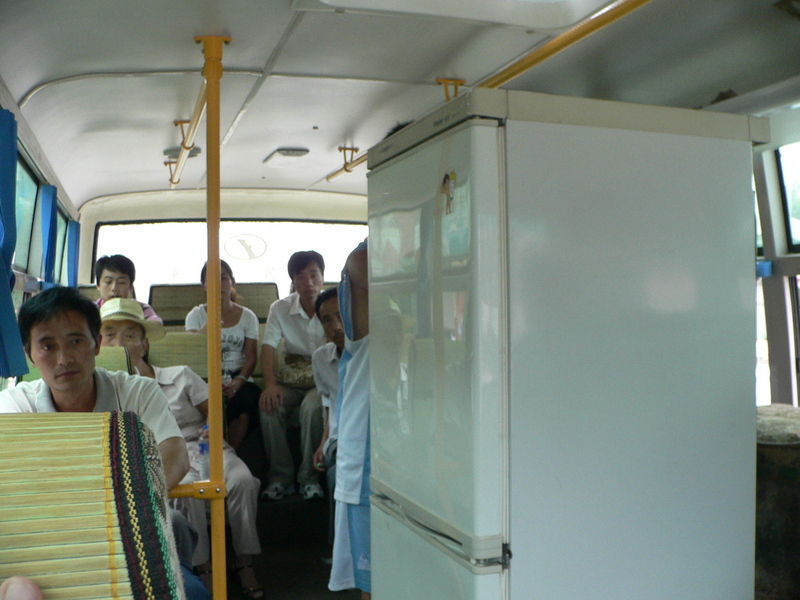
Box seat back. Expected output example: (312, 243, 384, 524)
(148, 332, 209, 378)
(148, 284, 207, 329)
(149, 282, 280, 330)
(78, 285, 101, 301)
(234, 282, 279, 323)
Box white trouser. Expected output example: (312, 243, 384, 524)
(329, 498, 355, 591)
(172, 440, 261, 565)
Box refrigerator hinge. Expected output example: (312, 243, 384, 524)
(476, 544, 512, 570)
(501, 543, 512, 568)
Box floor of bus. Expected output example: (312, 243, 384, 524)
(222, 427, 361, 600)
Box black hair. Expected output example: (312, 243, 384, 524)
(288, 251, 324, 280)
(19, 286, 101, 353)
(200, 259, 234, 284)
(94, 254, 136, 283)
(314, 285, 338, 317)
(384, 121, 412, 140)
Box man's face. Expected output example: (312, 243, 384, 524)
(292, 262, 323, 302)
(318, 296, 344, 351)
(27, 311, 100, 401)
(100, 319, 148, 363)
(97, 269, 132, 301)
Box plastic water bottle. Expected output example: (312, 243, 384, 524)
(222, 370, 232, 386)
(198, 424, 210, 480)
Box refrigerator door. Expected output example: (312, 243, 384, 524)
(504, 119, 756, 598)
(372, 496, 505, 600)
(368, 118, 507, 550)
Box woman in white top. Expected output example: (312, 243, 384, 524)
(185, 260, 261, 450)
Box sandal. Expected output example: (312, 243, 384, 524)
(236, 565, 264, 600)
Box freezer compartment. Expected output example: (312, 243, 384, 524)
(372, 496, 505, 600)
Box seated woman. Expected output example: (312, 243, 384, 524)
(185, 260, 261, 450)
(99, 297, 264, 599)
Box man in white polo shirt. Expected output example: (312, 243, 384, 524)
(259, 250, 328, 500)
(0, 286, 188, 489)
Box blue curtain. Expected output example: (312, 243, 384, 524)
(66, 220, 80, 287)
(0, 110, 28, 376)
(40, 184, 57, 284)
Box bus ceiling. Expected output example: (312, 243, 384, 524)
(0, 0, 799, 217)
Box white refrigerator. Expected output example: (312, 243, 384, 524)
(366, 89, 766, 600)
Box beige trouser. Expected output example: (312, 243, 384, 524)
(172, 441, 261, 565)
(259, 385, 323, 488)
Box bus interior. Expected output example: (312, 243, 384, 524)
(2, 0, 800, 598)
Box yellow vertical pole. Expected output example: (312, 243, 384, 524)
(196, 34, 231, 600)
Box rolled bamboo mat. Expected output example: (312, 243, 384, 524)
(0, 412, 185, 600)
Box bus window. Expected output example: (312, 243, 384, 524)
(756, 197, 763, 254)
(13, 160, 37, 272)
(756, 278, 770, 406)
(95, 220, 368, 301)
(54, 210, 68, 285)
(778, 141, 800, 248)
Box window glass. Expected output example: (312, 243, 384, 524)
(779, 142, 800, 246)
(756, 201, 762, 252)
(95, 220, 369, 301)
(12, 161, 37, 271)
(54, 211, 68, 284)
(756, 279, 770, 406)
(26, 188, 45, 280)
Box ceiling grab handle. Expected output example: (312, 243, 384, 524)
(436, 78, 466, 101)
(167, 80, 208, 187)
(326, 146, 367, 181)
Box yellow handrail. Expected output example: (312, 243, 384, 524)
(478, 0, 655, 89)
(198, 34, 230, 600)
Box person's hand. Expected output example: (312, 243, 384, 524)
(0, 577, 43, 600)
(259, 383, 284, 414)
(313, 445, 326, 472)
(223, 376, 244, 399)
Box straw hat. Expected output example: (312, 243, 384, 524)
(99, 298, 165, 342)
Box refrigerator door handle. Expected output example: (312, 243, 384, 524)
(371, 494, 504, 575)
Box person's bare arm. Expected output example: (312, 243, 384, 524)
(158, 436, 190, 490)
(313, 407, 330, 471)
(347, 246, 369, 340)
(224, 337, 257, 398)
(259, 344, 284, 413)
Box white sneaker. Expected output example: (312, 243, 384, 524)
(301, 483, 324, 500)
(261, 482, 295, 501)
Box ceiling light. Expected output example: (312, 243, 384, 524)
(263, 147, 309, 168)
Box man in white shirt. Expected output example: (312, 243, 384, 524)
(259, 250, 328, 500)
(0, 286, 188, 489)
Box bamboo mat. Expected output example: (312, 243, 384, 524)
(0, 412, 185, 600)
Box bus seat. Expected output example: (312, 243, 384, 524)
(20, 345, 132, 382)
(78, 284, 101, 301)
(149, 282, 280, 328)
(148, 332, 208, 378)
(149, 331, 270, 389)
(234, 282, 279, 322)
(148, 284, 207, 328)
